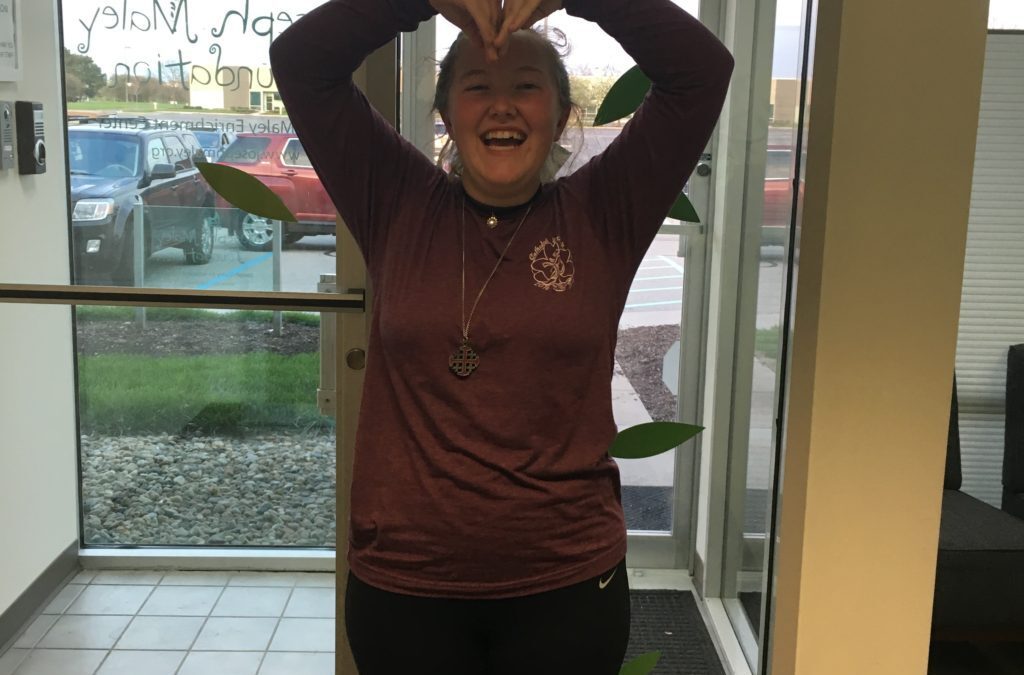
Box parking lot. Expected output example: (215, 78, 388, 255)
(627, 234, 685, 315)
(141, 227, 693, 308)
(143, 228, 337, 294)
(142, 228, 784, 325)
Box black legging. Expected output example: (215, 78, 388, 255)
(345, 558, 630, 675)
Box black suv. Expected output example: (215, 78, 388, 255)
(68, 122, 217, 285)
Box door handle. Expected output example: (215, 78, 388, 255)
(345, 349, 366, 370)
(282, 170, 297, 176)
(170, 186, 178, 191)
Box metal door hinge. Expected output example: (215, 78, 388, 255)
(318, 274, 337, 417)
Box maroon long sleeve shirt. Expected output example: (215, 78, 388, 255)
(271, 0, 733, 599)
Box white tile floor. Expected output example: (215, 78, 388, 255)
(0, 570, 336, 675)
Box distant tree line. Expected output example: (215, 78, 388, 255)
(97, 75, 187, 105)
(569, 75, 617, 117)
(63, 49, 106, 102)
(63, 50, 186, 104)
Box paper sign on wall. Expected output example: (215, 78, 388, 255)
(0, 0, 20, 82)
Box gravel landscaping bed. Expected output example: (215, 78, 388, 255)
(77, 318, 675, 546)
(76, 317, 319, 358)
(82, 431, 336, 547)
(615, 324, 681, 423)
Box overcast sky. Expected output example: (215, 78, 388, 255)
(62, 0, 1024, 83)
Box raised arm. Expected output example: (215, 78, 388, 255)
(560, 0, 734, 266)
(269, 0, 440, 259)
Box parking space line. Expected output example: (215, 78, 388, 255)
(195, 253, 273, 290)
(627, 286, 685, 294)
(625, 299, 683, 309)
(633, 274, 684, 282)
(658, 255, 686, 274)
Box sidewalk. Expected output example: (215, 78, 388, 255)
(613, 319, 778, 492)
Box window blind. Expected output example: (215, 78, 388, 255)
(956, 32, 1024, 506)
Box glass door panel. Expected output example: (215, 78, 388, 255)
(76, 306, 335, 548)
(719, 0, 808, 667)
(616, 229, 696, 539)
(60, 0, 336, 292)
(42, 0, 367, 554)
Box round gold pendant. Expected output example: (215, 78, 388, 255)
(486, 215, 498, 228)
(450, 341, 480, 377)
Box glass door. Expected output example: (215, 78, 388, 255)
(4, 5, 392, 669)
(60, 0, 349, 550)
(401, 0, 713, 570)
(716, 0, 810, 669)
(0, 0, 383, 557)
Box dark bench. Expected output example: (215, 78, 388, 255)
(933, 371, 1024, 639)
(1003, 344, 1024, 520)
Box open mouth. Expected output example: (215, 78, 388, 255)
(481, 130, 527, 148)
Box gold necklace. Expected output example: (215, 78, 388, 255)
(449, 199, 533, 378)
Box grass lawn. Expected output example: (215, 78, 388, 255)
(76, 308, 326, 435)
(755, 325, 781, 359)
(78, 352, 328, 435)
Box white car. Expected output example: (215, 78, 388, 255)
(192, 128, 239, 163)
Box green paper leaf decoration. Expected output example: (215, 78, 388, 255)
(619, 651, 662, 675)
(196, 161, 297, 223)
(594, 66, 652, 127)
(609, 421, 703, 460)
(669, 192, 700, 223)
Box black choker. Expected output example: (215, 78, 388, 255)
(463, 187, 540, 230)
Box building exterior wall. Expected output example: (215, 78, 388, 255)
(771, 78, 800, 125)
(190, 66, 279, 112)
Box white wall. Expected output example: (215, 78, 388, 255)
(0, 0, 78, 614)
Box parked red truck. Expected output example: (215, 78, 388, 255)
(217, 133, 794, 251)
(215, 133, 336, 251)
(760, 146, 795, 247)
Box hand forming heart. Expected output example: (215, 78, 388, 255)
(495, 0, 563, 50)
(429, 0, 563, 60)
(429, 0, 502, 60)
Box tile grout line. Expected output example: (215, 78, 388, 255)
(91, 572, 164, 675)
(258, 580, 298, 673)
(11, 574, 98, 673)
(6, 569, 86, 654)
(2, 572, 337, 675)
(16, 575, 161, 675)
(170, 577, 231, 675)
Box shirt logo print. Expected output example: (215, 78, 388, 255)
(529, 237, 575, 292)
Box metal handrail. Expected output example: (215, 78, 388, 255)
(0, 284, 365, 313)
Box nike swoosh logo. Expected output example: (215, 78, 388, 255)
(598, 569, 617, 590)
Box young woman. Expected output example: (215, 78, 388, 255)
(271, 0, 732, 672)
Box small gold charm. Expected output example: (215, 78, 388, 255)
(486, 215, 498, 228)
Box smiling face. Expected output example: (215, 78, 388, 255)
(441, 31, 571, 207)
